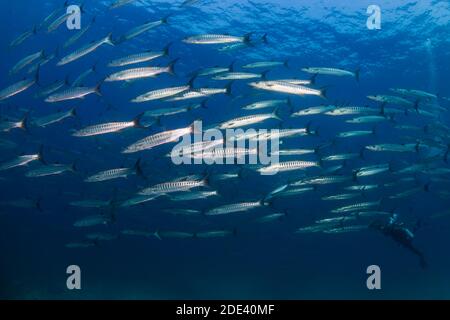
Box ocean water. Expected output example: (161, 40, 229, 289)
(0, 0, 450, 300)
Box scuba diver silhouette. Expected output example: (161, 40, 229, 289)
(370, 214, 427, 269)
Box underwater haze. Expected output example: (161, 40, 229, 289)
(1, 0, 450, 299)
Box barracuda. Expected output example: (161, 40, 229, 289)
(57, 34, 114, 66)
(183, 33, 252, 44)
(331, 200, 381, 213)
(108, 44, 171, 67)
(122, 123, 196, 153)
(73, 114, 145, 137)
(219, 111, 281, 129)
(249, 80, 327, 98)
(105, 59, 177, 82)
(139, 178, 207, 195)
(258, 161, 320, 174)
(205, 201, 263, 216)
(302, 67, 360, 81)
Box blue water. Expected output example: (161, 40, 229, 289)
(1, 0, 450, 299)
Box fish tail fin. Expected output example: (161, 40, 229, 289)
(286, 97, 294, 114)
(36, 197, 44, 212)
(133, 112, 146, 128)
(229, 59, 237, 72)
(243, 32, 254, 44)
(187, 73, 197, 89)
(105, 32, 115, 46)
(94, 80, 104, 96)
(261, 70, 270, 80)
(359, 147, 366, 160)
(18, 114, 28, 132)
(225, 81, 234, 96)
(200, 99, 208, 109)
(414, 141, 421, 153)
(202, 174, 210, 188)
(414, 99, 420, 112)
(154, 230, 162, 240)
(305, 121, 314, 135)
(92, 60, 100, 74)
(261, 33, 268, 44)
(352, 170, 359, 182)
(272, 107, 282, 122)
(371, 124, 378, 136)
(237, 167, 245, 180)
(261, 198, 273, 208)
(70, 107, 77, 117)
(309, 73, 317, 85)
(134, 158, 146, 179)
(64, 74, 71, 86)
(284, 59, 289, 68)
(232, 227, 238, 236)
(35, 65, 41, 86)
(38, 145, 46, 165)
(319, 87, 328, 100)
(167, 58, 179, 76)
(70, 159, 78, 173)
(163, 42, 173, 57)
(162, 14, 171, 24)
(354, 68, 361, 82)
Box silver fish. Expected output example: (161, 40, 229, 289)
(33, 108, 76, 127)
(105, 59, 176, 82)
(25, 163, 75, 178)
(302, 67, 359, 81)
(331, 200, 381, 213)
(108, 44, 171, 67)
(132, 85, 191, 103)
(195, 230, 235, 238)
(219, 111, 281, 129)
(0, 77, 37, 101)
(0, 150, 43, 171)
(57, 34, 114, 66)
(110, 0, 136, 9)
(243, 99, 287, 110)
(85, 159, 142, 182)
(63, 17, 96, 49)
(242, 61, 287, 69)
(69, 200, 111, 208)
(122, 123, 195, 153)
(169, 191, 218, 201)
(10, 50, 44, 75)
(73, 215, 111, 227)
(258, 161, 319, 174)
(45, 84, 101, 102)
(183, 33, 252, 45)
(117, 17, 169, 43)
(0, 118, 26, 132)
(73, 114, 144, 137)
(205, 201, 263, 216)
(139, 177, 207, 195)
(249, 80, 327, 98)
(10, 26, 37, 47)
(34, 79, 67, 99)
